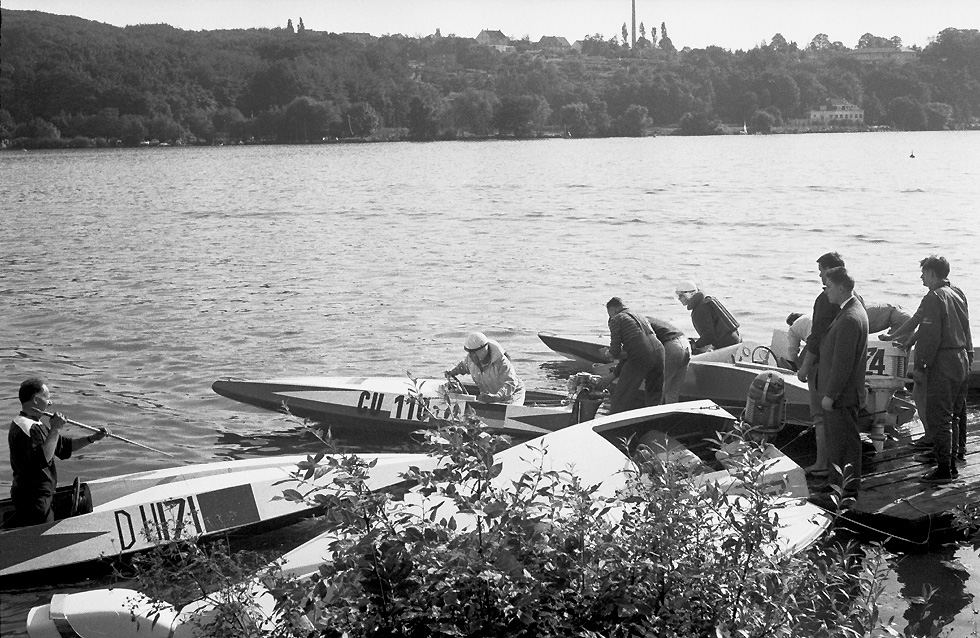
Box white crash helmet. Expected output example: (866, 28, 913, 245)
(463, 332, 490, 351)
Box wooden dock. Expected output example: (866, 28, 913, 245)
(804, 406, 979, 552)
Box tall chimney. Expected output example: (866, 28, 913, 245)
(631, 0, 636, 47)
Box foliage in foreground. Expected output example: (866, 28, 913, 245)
(128, 382, 928, 637)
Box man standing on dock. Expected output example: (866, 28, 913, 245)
(797, 251, 852, 476)
(812, 267, 869, 507)
(913, 255, 972, 485)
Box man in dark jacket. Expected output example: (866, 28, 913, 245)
(601, 297, 665, 413)
(813, 267, 868, 506)
(913, 255, 972, 484)
(8, 378, 109, 526)
(674, 282, 741, 354)
(797, 251, 848, 476)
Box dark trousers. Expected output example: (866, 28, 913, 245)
(611, 358, 664, 413)
(926, 350, 969, 466)
(10, 488, 54, 527)
(825, 404, 862, 496)
(954, 376, 968, 458)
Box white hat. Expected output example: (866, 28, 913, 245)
(674, 281, 699, 294)
(463, 332, 490, 351)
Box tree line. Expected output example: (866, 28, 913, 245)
(2, 9, 979, 148)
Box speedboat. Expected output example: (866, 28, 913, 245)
(538, 332, 812, 424)
(0, 453, 435, 582)
(25, 400, 831, 637)
(212, 376, 587, 439)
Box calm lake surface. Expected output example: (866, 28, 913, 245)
(1, 133, 978, 635)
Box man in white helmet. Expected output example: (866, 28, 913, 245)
(675, 282, 742, 354)
(446, 332, 526, 405)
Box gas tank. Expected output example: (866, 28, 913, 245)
(744, 371, 786, 437)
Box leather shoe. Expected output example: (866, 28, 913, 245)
(910, 437, 933, 449)
(920, 467, 954, 485)
(913, 452, 936, 464)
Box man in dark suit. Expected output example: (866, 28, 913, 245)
(812, 267, 869, 508)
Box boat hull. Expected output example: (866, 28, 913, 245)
(212, 376, 579, 439)
(0, 453, 433, 581)
(537, 332, 612, 365)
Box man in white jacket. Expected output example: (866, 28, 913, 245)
(446, 332, 526, 405)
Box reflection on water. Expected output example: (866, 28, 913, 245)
(882, 545, 979, 636)
(214, 420, 425, 457)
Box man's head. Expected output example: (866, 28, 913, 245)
(674, 281, 698, 306)
(19, 377, 52, 413)
(823, 267, 854, 305)
(786, 312, 803, 326)
(816, 252, 845, 283)
(919, 255, 950, 289)
(463, 332, 490, 364)
(606, 296, 625, 317)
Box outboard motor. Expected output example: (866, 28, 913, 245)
(567, 372, 606, 425)
(743, 371, 786, 439)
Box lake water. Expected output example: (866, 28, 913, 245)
(1, 133, 978, 635)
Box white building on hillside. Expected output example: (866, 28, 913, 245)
(809, 99, 864, 126)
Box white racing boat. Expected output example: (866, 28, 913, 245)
(212, 376, 587, 439)
(0, 453, 436, 582)
(26, 400, 831, 637)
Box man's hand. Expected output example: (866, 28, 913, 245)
(49, 412, 67, 431)
(797, 368, 808, 383)
(91, 427, 110, 442)
(821, 396, 834, 411)
(476, 393, 495, 403)
(596, 372, 616, 391)
(912, 368, 927, 386)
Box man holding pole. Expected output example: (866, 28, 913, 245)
(8, 377, 110, 526)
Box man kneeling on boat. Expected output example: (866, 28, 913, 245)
(445, 332, 526, 405)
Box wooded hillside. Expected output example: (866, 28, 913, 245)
(2, 9, 978, 146)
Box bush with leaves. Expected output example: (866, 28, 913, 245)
(263, 384, 899, 638)
(127, 378, 916, 637)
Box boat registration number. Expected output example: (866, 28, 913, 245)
(356, 391, 435, 421)
(113, 484, 261, 551)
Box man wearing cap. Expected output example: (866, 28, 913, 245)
(674, 282, 741, 355)
(601, 297, 665, 412)
(446, 332, 526, 405)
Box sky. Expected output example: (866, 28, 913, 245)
(4, 0, 978, 50)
